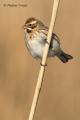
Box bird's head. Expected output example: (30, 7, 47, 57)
(23, 17, 45, 34)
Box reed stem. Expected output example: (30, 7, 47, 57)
(28, 0, 60, 120)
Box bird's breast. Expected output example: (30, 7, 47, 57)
(26, 35, 44, 58)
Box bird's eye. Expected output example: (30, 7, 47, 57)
(29, 23, 32, 27)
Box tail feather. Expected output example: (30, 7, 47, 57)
(57, 51, 73, 63)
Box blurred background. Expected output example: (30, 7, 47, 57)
(0, 0, 80, 120)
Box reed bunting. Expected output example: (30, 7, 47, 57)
(23, 17, 73, 63)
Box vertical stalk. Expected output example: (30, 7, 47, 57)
(28, 0, 60, 120)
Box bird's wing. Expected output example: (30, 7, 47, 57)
(40, 27, 60, 44)
(52, 33, 60, 44)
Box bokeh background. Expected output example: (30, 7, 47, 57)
(0, 0, 80, 120)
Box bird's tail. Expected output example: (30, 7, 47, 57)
(57, 50, 73, 63)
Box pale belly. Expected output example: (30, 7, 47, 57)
(25, 33, 60, 59)
(27, 39, 44, 59)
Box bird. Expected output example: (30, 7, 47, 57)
(23, 17, 73, 63)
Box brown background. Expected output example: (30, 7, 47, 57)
(0, 0, 80, 120)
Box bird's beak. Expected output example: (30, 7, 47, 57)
(22, 25, 26, 29)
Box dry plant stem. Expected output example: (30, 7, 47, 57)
(28, 0, 60, 120)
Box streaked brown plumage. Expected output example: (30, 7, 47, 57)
(23, 17, 73, 63)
